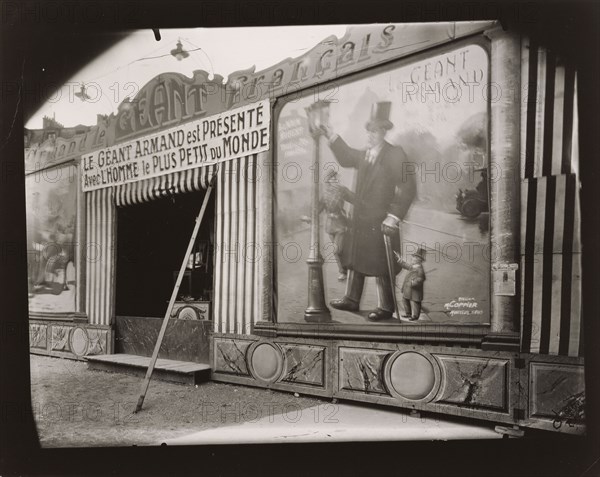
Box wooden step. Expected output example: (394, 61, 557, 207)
(86, 354, 211, 385)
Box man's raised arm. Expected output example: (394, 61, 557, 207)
(320, 125, 363, 168)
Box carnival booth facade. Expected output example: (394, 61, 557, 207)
(26, 21, 584, 434)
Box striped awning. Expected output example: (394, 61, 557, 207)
(114, 164, 217, 207)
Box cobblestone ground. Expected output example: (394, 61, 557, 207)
(30, 355, 326, 447)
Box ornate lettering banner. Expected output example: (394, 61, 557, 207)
(81, 99, 270, 192)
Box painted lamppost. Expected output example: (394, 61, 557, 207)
(304, 100, 332, 323)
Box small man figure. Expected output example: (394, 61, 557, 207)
(394, 247, 427, 321)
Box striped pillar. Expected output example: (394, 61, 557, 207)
(213, 155, 259, 334)
(85, 188, 116, 326)
(519, 37, 582, 357)
(486, 27, 522, 336)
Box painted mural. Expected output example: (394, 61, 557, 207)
(26, 164, 78, 313)
(275, 43, 491, 325)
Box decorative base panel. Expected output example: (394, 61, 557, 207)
(29, 320, 112, 360)
(211, 334, 585, 434)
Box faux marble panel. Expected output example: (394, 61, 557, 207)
(29, 324, 47, 350)
(51, 325, 71, 352)
(213, 339, 251, 376)
(529, 362, 585, 424)
(279, 344, 325, 386)
(339, 348, 390, 395)
(115, 316, 211, 363)
(86, 329, 108, 356)
(435, 355, 508, 411)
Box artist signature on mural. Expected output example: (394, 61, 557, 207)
(443, 297, 483, 316)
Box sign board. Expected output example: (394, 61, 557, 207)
(492, 263, 519, 296)
(81, 99, 270, 192)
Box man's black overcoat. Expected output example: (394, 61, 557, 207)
(329, 137, 417, 277)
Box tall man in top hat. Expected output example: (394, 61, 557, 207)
(320, 101, 417, 321)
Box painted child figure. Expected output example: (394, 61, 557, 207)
(394, 247, 427, 321)
(320, 170, 349, 281)
(300, 170, 349, 281)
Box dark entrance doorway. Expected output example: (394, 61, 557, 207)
(115, 189, 215, 363)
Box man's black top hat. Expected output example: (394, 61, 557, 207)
(366, 101, 394, 131)
(413, 247, 427, 261)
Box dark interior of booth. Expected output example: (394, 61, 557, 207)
(115, 189, 215, 318)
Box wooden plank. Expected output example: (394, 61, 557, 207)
(570, 72, 579, 177)
(548, 253, 563, 354)
(520, 36, 530, 180)
(541, 50, 556, 177)
(553, 175, 567, 252)
(530, 178, 547, 353)
(135, 182, 215, 413)
(230, 157, 240, 334)
(520, 179, 529, 256)
(539, 176, 556, 354)
(520, 255, 527, 346)
(233, 156, 248, 333)
(533, 47, 547, 178)
(214, 167, 224, 333)
(222, 161, 232, 333)
(568, 253, 582, 357)
(572, 180, 581, 254)
(524, 39, 538, 179)
(167, 364, 211, 373)
(533, 176, 547, 254)
(551, 64, 566, 176)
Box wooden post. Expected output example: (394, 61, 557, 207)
(134, 180, 215, 413)
(483, 26, 522, 349)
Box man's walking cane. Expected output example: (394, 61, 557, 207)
(383, 231, 401, 321)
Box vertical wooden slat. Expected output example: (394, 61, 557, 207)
(213, 166, 224, 333)
(520, 178, 528, 256)
(238, 157, 248, 335)
(107, 189, 115, 326)
(569, 172, 582, 356)
(533, 47, 546, 178)
(246, 156, 254, 334)
(541, 50, 556, 177)
(524, 40, 538, 179)
(548, 175, 567, 354)
(247, 155, 257, 333)
(520, 36, 530, 180)
(93, 191, 101, 323)
(530, 177, 547, 353)
(561, 65, 575, 175)
(568, 252, 582, 357)
(520, 178, 529, 351)
(551, 63, 565, 176)
(262, 150, 275, 324)
(221, 162, 231, 333)
(100, 189, 107, 325)
(85, 190, 92, 322)
(93, 190, 100, 324)
(230, 159, 240, 334)
(76, 166, 86, 313)
(558, 174, 576, 355)
(539, 175, 556, 354)
(571, 72, 579, 178)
